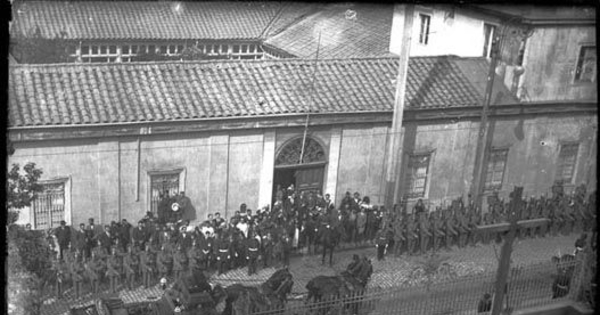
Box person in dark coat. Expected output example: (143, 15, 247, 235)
(119, 219, 132, 252)
(72, 223, 87, 256)
(96, 224, 114, 255)
(54, 220, 71, 260)
(140, 244, 156, 288)
(132, 220, 147, 250)
(246, 231, 261, 276)
(123, 245, 139, 290)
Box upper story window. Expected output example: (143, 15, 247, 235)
(419, 14, 431, 45)
(556, 143, 579, 184)
(483, 23, 498, 58)
(404, 153, 432, 198)
(575, 46, 596, 82)
(485, 148, 508, 191)
(149, 170, 183, 215)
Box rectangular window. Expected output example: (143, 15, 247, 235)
(109, 45, 117, 54)
(150, 172, 181, 215)
(404, 154, 431, 198)
(221, 44, 228, 54)
(81, 46, 90, 55)
(91, 46, 99, 55)
(419, 14, 431, 45)
(241, 44, 248, 53)
(32, 182, 65, 230)
(575, 46, 597, 82)
(160, 45, 168, 54)
(131, 45, 138, 54)
(148, 45, 156, 54)
(484, 148, 509, 191)
(122, 45, 130, 55)
(483, 23, 497, 58)
(233, 45, 240, 53)
(556, 143, 579, 183)
(177, 45, 184, 53)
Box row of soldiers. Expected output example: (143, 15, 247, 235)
(373, 182, 597, 260)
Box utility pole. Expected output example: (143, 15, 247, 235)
(469, 25, 504, 210)
(385, 4, 415, 210)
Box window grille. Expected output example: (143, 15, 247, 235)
(484, 148, 509, 191)
(32, 182, 66, 230)
(404, 154, 431, 198)
(575, 46, 597, 82)
(150, 173, 180, 215)
(556, 143, 579, 183)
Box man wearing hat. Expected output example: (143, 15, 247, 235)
(123, 245, 139, 290)
(54, 220, 71, 260)
(246, 230, 261, 276)
(215, 232, 231, 275)
(97, 224, 114, 255)
(132, 220, 148, 250)
(140, 244, 156, 288)
(375, 228, 389, 260)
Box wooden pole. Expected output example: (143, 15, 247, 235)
(384, 4, 415, 210)
(299, 31, 322, 164)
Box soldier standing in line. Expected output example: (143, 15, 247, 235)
(106, 246, 122, 293)
(405, 214, 417, 256)
(431, 210, 445, 251)
(393, 215, 405, 257)
(157, 244, 173, 281)
(173, 244, 188, 280)
(443, 210, 458, 250)
(261, 231, 273, 268)
(456, 211, 470, 248)
(187, 239, 201, 276)
(418, 212, 432, 254)
(538, 195, 549, 237)
(139, 244, 156, 288)
(246, 231, 261, 276)
(123, 245, 139, 290)
(375, 228, 389, 261)
(215, 232, 231, 275)
(199, 232, 212, 271)
(71, 252, 85, 299)
(281, 234, 292, 268)
(85, 252, 102, 294)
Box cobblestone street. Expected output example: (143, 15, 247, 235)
(42, 233, 578, 315)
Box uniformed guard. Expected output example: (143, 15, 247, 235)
(375, 229, 388, 260)
(123, 245, 139, 290)
(198, 232, 212, 271)
(392, 215, 405, 257)
(431, 210, 445, 251)
(246, 231, 261, 276)
(139, 244, 156, 288)
(71, 252, 85, 298)
(85, 252, 102, 294)
(215, 233, 231, 275)
(106, 246, 122, 293)
(261, 232, 274, 268)
(173, 244, 188, 280)
(187, 239, 202, 275)
(157, 244, 173, 281)
(405, 214, 417, 255)
(456, 211, 470, 248)
(417, 212, 432, 254)
(443, 210, 458, 250)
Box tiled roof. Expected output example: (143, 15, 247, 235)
(11, 1, 282, 40)
(264, 3, 394, 59)
(8, 56, 517, 128)
(262, 2, 322, 38)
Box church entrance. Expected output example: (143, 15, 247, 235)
(273, 137, 327, 204)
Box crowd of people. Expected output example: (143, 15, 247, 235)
(40, 180, 596, 300)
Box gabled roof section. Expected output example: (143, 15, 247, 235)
(264, 3, 394, 59)
(471, 5, 596, 25)
(8, 56, 517, 128)
(11, 1, 282, 40)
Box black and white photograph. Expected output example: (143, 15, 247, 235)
(6, 1, 597, 315)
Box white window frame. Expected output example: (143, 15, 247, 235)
(574, 45, 597, 83)
(555, 142, 580, 185)
(31, 177, 72, 229)
(484, 148, 509, 191)
(483, 23, 498, 58)
(147, 168, 186, 215)
(418, 14, 431, 45)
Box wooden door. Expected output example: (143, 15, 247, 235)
(295, 167, 324, 195)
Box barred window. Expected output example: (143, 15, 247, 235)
(556, 143, 579, 183)
(32, 182, 66, 230)
(485, 148, 508, 191)
(404, 154, 431, 198)
(419, 14, 431, 45)
(575, 46, 596, 82)
(150, 172, 181, 215)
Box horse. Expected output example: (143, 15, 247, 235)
(221, 268, 294, 315)
(306, 256, 373, 315)
(551, 254, 578, 299)
(315, 223, 345, 266)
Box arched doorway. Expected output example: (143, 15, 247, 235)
(273, 137, 327, 203)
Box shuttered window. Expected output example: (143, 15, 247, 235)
(484, 148, 508, 191)
(556, 143, 579, 184)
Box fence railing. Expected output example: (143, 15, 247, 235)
(247, 259, 584, 315)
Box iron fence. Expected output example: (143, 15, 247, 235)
(247, 259, 585, 315)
